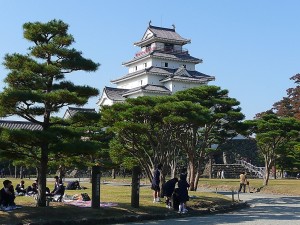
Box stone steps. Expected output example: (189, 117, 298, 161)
(212, 164, 258, 179)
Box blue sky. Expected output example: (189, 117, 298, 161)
(1, 1, 299, 120)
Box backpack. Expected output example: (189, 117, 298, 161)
(81, 193, 91, 201)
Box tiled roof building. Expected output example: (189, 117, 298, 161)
(0, 120, 42, 130)
(63, 107, 97, 119)
(97, 22, 215, 107)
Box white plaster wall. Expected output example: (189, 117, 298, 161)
(128, 59, 152, 73)
(102, 98, 114, 106)
(117, 74, 148, 89)
(182, 62, 195, 71)
(98, 92, 114, 106)
(151, 58, 195, 70)
(147, 74, 164, 85)
(164, 81, 205, 93)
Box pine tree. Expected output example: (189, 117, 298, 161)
(0, 19, 99, 206)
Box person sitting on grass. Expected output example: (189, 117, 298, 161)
(0, 180, 16, 210)
(50, 179, 65, 202)
(15, 180, 26, 196)
(162, 177, 178, 209)
(26, 182, 38, 196)
(66, 180, 81, 190)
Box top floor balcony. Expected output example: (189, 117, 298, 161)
(135, 47, 188, 58)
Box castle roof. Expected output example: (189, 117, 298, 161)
(0, 120, 42, 130)
(111, 66, 214, 84)
(122, 84, 171, 97)
(123, 50, 201, 66)
(134, 25, 191, 46)
(104, 86, 129, 101)
(63, 107, 96, 119)
(98, 85, 170, 102)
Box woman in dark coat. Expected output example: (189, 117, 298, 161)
(177, 172, 190, 213)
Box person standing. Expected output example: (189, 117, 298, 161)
(151, 164, 162, 203)
(51, 176, 60, 194)
(221, 170, 225, 179)
(0, 168, 4, 178)
(238, 171, 248, 193)
(177, 172, 190, 213)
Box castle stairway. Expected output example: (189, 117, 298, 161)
(212, 160, 264, 179)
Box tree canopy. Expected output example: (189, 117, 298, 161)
(244, 112, 300, 185)
(102, 85, 245, 190)
(0, 19, 100, 206)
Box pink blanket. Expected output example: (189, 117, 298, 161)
(64, 200, 118, 208)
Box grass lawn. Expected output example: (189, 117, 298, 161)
(1, 177, 298, 224)
(0, 178, 232, 225)
(197, 178, 300, 196)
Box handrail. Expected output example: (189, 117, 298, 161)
(135, 47, 188, 57)
(236, 159, 265, 178)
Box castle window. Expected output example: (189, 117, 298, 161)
(144, 62, 147, 68)
(183, 64, 186, 68)
(162, 62, 168, 68)
(164, 43, 174, 52)
(135, 66, 137, 71)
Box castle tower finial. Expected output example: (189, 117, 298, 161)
(148, 20, 152, 27)
(172, 24, 176, 30)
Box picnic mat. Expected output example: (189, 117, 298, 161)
(63, 200, 118, 208)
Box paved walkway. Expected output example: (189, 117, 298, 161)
(128, 192, 300, 225)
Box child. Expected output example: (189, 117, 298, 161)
(162, 177, 178, 208)
(177, 171, 190, 213)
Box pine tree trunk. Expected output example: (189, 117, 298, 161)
(188, 160, 197, 191)
(14, 166, 17, 178)
(37, 146, 48, 207)
(170, 166, 176, 179)
(263, 162, 270, 186)
(208, 155, 212, 179)
(194, 161, 203, 191)
(111, 169, 116, 179)
(20, 166, 23, 179)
